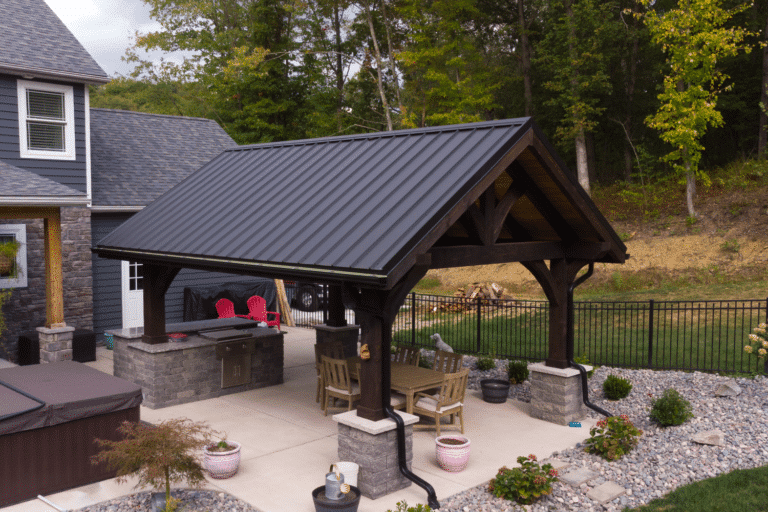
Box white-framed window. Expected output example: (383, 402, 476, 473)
(0, 224, 27, 289)
(17, 80, 76, 160)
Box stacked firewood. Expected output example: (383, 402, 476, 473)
(439, 282, 515, 312)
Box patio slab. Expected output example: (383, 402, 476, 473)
(0, 326, 597, 512)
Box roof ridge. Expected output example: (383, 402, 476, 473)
(228, 117, 532, 152)
(90, 108, 219, 124)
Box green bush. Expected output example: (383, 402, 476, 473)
(603, 374, 633, 400)
(386, 501, 431, 512)
(488, 455, 558, 504)
(649, 388, 694, 426)
(418, 356, 433, 369)
(584, 415, 642, 461)
(507, 360, 529, 384)
(573, 354, 595, 378)
(476, 356, 496, 371)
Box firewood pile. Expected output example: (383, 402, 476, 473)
(439, 282, 515, 312)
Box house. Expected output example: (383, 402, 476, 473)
(0, 0, 255, 361)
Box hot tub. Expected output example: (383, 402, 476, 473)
(0, 361, 142, 507)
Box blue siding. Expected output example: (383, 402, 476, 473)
(0, 73, 88, 192)
(92, 213, 269, 339)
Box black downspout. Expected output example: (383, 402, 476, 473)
(382, 320, 440, 509)
(0, 379, 46, 422)
(567, 263, 611, 418)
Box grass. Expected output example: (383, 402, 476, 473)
(625, 465, 768, 511)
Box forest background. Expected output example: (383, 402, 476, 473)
(89, 0, 768, 216)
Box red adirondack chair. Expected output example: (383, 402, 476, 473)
(246, 295, 280, 330)
(215, 298, 249, 319)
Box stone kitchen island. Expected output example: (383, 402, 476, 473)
(108, 318, 283, 408)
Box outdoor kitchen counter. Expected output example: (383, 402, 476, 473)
(108, 319, 284, 409)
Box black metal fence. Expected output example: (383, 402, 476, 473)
(390, 293, 768, 375)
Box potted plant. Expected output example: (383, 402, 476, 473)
(480, 379, 510, 403)
(203, 439, 242, 479)
(435, 435, 471, 472)
(92, 418, 219, 512)
(311, 464, 361, 512)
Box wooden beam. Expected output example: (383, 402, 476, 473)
(513, 168, 577, 243)
(0, 206, 59, 219)
(326, 285, 347, 327)
(428, 241, 565, 269)
(564, 241, 611, 260)
(491, 180, 526, 243)
(43, 210, 64, 327)
(141, 264, 180, 344)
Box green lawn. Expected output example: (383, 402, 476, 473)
(625, 465, 768, 511)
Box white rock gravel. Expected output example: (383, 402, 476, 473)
(75, 359, 768, 512)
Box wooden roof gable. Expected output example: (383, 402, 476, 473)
(93, 118, 627, 289)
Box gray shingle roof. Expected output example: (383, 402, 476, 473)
(0, 160, 86, 201)
(0, 0, 109, 83)
(94, 118, 627, 287)
(90, 109, 237, 207)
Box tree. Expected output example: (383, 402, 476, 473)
(639, 0, 756, 217)
(760, 12, 768, 157)
(535, 0, 616, 196)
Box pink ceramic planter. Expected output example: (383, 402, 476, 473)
(203, 441, 241, 479)
(435, 435, 471, 472)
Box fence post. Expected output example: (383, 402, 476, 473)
(411, 292, 416, 346)
(477, 296, 482, 353)
(647, 299, 654, 368)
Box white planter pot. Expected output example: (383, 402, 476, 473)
(203, 441, 241, 479)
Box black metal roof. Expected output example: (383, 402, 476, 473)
(0, 0, 109, 83)
(90, 109, 236, 208)
(94, 118, 627, 288)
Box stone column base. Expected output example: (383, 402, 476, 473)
(334, 410, 418, 499)
(37, 325, 74, 363)
(315, 324, 360, 358)
(529, 362, 592, 425)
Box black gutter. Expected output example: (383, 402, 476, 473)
(381, 321, 440, 509)
(0, 379, 46, 422)
(566, 263, 611, 418)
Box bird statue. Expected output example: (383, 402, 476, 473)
(430, 333, 454, 353)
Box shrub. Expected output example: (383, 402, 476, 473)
(573, 354, 595, 378)
(584, 415, 642, 461)
(476, 356, 496, 371)
(744, 323, 768, 360)
(507, 360, 529, 384)
(386, 501, 432, 512)
(488, 455, 558, 505)
(649, 388, 694, 426)
(418, 356, 433, 369)
(603, 374, 633, 400)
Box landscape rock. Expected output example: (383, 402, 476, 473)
(691, 429, 725, 446)
(714, 382, 741, 397)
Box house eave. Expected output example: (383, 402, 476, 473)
(89, 205, 144, 213)
(0, 64, 110, 84)
(0, 196, 90, 206)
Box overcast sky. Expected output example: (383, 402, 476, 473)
(44, 0, 174, 77)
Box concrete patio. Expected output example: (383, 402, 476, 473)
(1, 326, 596, 512)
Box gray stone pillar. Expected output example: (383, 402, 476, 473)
(529, 362, 592, 425)
(333, 410, 418, 499)
(315, 324, 360, 358)
(37, 325, 74, 363)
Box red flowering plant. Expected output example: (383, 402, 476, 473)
(488, 454, 558, 505)
(584, 414, 642, 461)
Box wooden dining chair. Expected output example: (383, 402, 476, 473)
(393, 345, 420, 366)
(412, 368, 469, 436)
(321, 355, 361, 416)
(314, 341, 345, 404)
(433, 349, 464, 373)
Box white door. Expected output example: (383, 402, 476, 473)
(121, 260, 144, 328)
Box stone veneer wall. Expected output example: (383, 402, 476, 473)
(529, 363, 589, 425)
(113, 330, 284, 409)
(0, 207, 93, 362)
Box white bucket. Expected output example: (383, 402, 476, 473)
(334, 461, 359, 488)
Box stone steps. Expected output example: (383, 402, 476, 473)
(546, 459, 627, 507)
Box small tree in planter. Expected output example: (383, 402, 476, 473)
(92, 418, 220, 512)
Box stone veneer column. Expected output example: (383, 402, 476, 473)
(315, 324, 360, 358)
(333, 410, 419, 499)
(37, 325, 74, 363)
(529, 362, 592, 425)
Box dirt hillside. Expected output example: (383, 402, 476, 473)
(426, 188, 768, 291)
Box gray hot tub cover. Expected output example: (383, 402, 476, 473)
(0, 361, 142, 435)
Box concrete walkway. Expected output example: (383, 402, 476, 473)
(1, 327, 596, 512)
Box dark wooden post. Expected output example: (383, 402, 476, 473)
(354, 289, 387, 421)
(141, 264, 180, 345)
(327, 285, 347, 327)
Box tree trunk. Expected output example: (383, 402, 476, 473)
(362, 0, 393, 130)
(575, 127, 590, 195)
(334, 1, 344, 132)
(381, 0, 403, 115)
(518, 0, 533, 116)
(759, 15, 768, 157)
(685, 157, 696, 218)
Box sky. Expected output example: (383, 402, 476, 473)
(43, 0, 173, 77)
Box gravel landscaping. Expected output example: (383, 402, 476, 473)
(75, 356, 768, 511)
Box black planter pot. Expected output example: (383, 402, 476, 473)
(480, 379, 510, 403)
(312, 485, 361, 512)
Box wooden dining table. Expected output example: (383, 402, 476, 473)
(348, 357, 445, 415)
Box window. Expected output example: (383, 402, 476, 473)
(17, 80, 75, 160)
(0, 225, 27, 289)
(127, 261, 143, 291)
